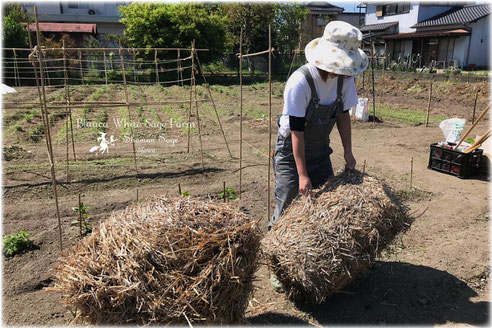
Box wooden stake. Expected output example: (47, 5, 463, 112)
(223, 181, 226, 203)
(178, 49, 183, 87)
(78, 193, 82, 237)
(154, 49, 159, 84)
(454, 103, 491, 150)
(369, 32, 376, 125)
(362, 160, 366, 174)
(192, 44, 205, 171)
(78, 50, 83, 83)
(13, 49, 20, 87)
(118, 42, 139, 178)
(425, 82, 432, 127)
(62, 40, 70, 183)
(472, 88, 479, 124)
(178, 183, 182, 195)
(34, 6, 63, 252)
(133, 48, 137, 82)
(195, 53, 233, 158)
(136, 189, 139, 203)
(103, 51, 108, 85)
(187, 42, 195, 153)
(239, 28, 244, 200)
(267, 24, 272, 223)
(410, 157, 414, 189)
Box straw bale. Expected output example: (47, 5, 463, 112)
(262, 170, 408, 304)
(50, 196, 260, 325)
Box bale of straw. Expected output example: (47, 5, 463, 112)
(262, 170, 408, 304)
(50, 196, 260, 325)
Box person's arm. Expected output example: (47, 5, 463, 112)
(291, 130, 312, 195)
(336, 111, 356, 170)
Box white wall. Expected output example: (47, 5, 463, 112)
(365, 2, 420, 33)
(466, 15, 490, 67)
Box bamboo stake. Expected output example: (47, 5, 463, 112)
(78, 193, 82, 237)
(118, 42, 139, 178)
(136, 189, 139, 203)
(78, 50, 83, 83)
(13, 49, 20, 87)
(464, 128, 491, 153)
(362, 160, 366, 174)
(223, 181, 226, 203)
(133, 48, 137, 82)
(178, 49, 184, 87)
(425, 82, 432, 127)
(62, 40, 70, 183)
(103, 51, 108, 85)
(34, 6, 63, 252)
(192, 46, 205, 172)
(369, 32, 376, 125)
(410, 157, 413, 189)
(155, 49, 159, 84)
(454, 103, 490, 150)
(178, 183, 182, 195)
(187, 41, 195, 153)
(239, 28, 243, 200)
(267, 24, 273, 223)
(472, 88, 479, 124)
(195, 53, 233, 158)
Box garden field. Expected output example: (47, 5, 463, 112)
(2, 75, 490, 325)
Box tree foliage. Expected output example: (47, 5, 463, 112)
(119, 3, 227, 63)
(2, 3, 29, 48)
(274, 3, 309, 53)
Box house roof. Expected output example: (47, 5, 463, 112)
(27, 22, 97, 34)
(412, 4, 490, 28)
(306, 1, 344, 13)
(360, 21, 398, 32)
(383, 28, 471, 40)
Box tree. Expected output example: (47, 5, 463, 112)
(2, 3, 29, 48)
(273, 3, 309, 54)
(119, 3, 227, 63)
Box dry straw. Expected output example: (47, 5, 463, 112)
(262, 170, 408, 304)
(48, 196, 261, 325)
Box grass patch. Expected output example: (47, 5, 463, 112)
(407, 84, 423, 93)
(247, 107, 267, 120)
(376, 105, 448, 125)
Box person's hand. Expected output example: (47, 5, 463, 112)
(344, 150, 356, 170)
(299, 175, 312, 195)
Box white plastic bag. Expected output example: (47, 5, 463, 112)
(439, 118, 466, 144)
(349, 98, 369, 122)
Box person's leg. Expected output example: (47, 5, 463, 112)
(269, 155, 299, 230)
(308, 154, 334, 189)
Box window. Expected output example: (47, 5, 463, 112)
(68, 2, 79, 9)
(378, 3, 410, 17)
(316, 16, 325, 26)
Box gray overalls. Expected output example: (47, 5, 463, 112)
(270, 65, 345, 228)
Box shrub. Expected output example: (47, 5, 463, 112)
(3, 231, 32, 257)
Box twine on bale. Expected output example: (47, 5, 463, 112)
(47, 196, 261, 325)
(262, 170, 409, 304)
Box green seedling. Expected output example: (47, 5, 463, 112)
(72, 202, 93, 235)
(179, 191, 190, 197)
(219, 187, 237, 201)
(3, 231, 32, 257)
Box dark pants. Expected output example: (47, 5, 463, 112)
(269, 133, 334, 229)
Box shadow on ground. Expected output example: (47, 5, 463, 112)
(247, 312, 313, 326)
(293, 261, 489, 325)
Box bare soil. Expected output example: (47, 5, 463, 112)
(2, 76, 489, 326)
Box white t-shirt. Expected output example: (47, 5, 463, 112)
(278, 63, 358, 137)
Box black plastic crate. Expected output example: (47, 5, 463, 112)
(428, 143, 483, 178)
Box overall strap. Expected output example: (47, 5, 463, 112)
(298, 65, 319, 105)
(336, 76, 344, 101)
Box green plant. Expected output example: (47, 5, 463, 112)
(179, 191, 190, 197)
(219, 187, 236, 200)
(3, 231, 32, 257)
(71, 203, 93, 235)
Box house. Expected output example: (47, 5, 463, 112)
(300, 2, 344, 47)
(360, 2, 490, 69)
(338, 12, 365, 27)
(22, 1, 127, 47)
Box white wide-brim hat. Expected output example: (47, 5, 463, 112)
(305, 21, 368, 76)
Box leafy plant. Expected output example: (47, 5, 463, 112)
(219, 187, 236, 200)
(3, 231, 32, 257)
(179, 191, 190, 197)
(72, 203, 93, 235)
